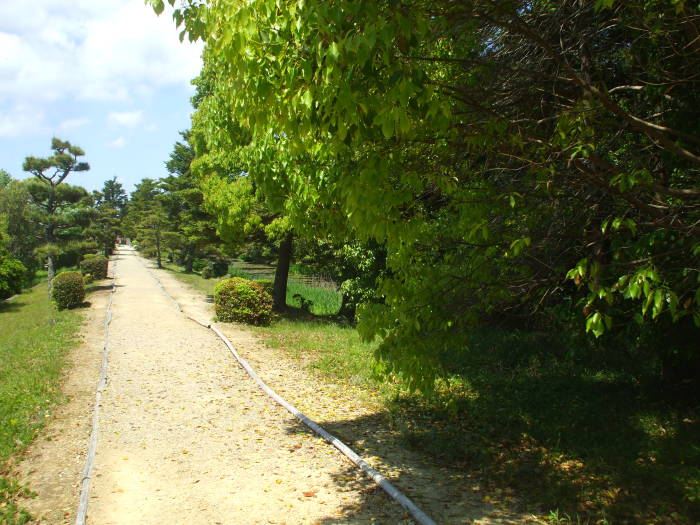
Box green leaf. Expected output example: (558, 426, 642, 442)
(151, 0, 165, 15)
(586, 312, 605, 338)
(652, 288, 664, 319)
(302, 90, 313, 109)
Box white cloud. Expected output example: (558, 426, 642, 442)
(0, 1, 202, 107)
(59, 117, 90, 131)
(108, 137, 126, 149)
(0, 103, 46, 137)
(108, 111, 143, 128)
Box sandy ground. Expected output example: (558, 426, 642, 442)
(14, 246, 541, 524)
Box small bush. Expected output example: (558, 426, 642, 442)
(52, 271, 85, 310)
(214, 277, 273, 325)
(0, 257, 26, 300)
(202, 259, 229, 279)
(192, 258, 207, 272)
(80, 254, 108, 280)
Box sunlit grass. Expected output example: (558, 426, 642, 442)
(0, 282, 84, 522)
(251, 318, 382, 389)
(164, 262, 342, 315)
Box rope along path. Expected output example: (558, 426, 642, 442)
(75, 259, 118, 525)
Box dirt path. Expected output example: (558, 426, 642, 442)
(15, 246, 541, 524)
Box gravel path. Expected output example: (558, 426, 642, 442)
(86, 247, 409, 524)
(15, 246, 540, 524)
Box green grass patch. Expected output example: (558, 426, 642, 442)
(251, 318, 382, 390)
(164, 263, 342, 315)
(380, 329, 700, 523)
(162, 263, 218, 295)
(286, 281, 341, 316)
(0, 283, 84, 522)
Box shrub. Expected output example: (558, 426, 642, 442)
(192, 258, 207, 272)
(80, 254, 108, 280)
(256, 279, 274, 295)
(0, 257, 26, 300)
(202, 259, 229, 279)
(214, 277, 273, 325)
(51, 271, 85, 310)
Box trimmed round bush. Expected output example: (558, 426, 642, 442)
(80, 254, 109, 280)
(214, 277, 273, 325)
(52, 271, 85, 310)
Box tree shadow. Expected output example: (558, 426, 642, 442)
(279, 370, 700, 523)
(86, 283, 125, 292)
(0, 300, 25, 313)
(273, 305, 354, 327)
(280, 416, 501, 524)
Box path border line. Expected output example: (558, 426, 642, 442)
(140, 255, 436, 525)
(75, 259, 118, 525)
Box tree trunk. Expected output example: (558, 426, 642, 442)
(184, 246, 194, 273)
(46, 188, 56, 299)
(46, 254, 55, 299)
(155, 229, 162, 269)
(272, 232, 293, 312)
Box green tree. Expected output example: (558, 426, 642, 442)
(0, 177, 43, 278)
(0, 170, 12, 190)
(96, 176, 128, 217)
(189, 66, 298, 311)
(0, 213, 27, 299)
(161, 131, 222, 273)
(124, 179, 173, 268)
(161, 0, 700, 388)
(22, 138, 90, 296)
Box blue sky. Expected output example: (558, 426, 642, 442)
(0, 0, 203, 195)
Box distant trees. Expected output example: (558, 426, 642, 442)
(22, 138, 90, 295)
(96, 176, 128, 217)
(0, 176, 43, 279)
(123, 178, 171, 268)
(161, 132, 221, 273)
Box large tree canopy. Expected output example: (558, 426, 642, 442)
(157, 0, 700, 389)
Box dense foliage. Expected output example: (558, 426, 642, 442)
(22, 138, 91, 295)
(155, 0, 700, 391)
(214, 277, 273, 325)
(80, 254, 108, 281)
(0, 258, 26, 301)
(51, 271, 85, 310)
(201, 258, 228, 279)
(0, 218, 27, 300)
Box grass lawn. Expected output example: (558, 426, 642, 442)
(164, 263, 343, 316)
(163, 260, 700, 523)
(0, 282, 84, 523)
